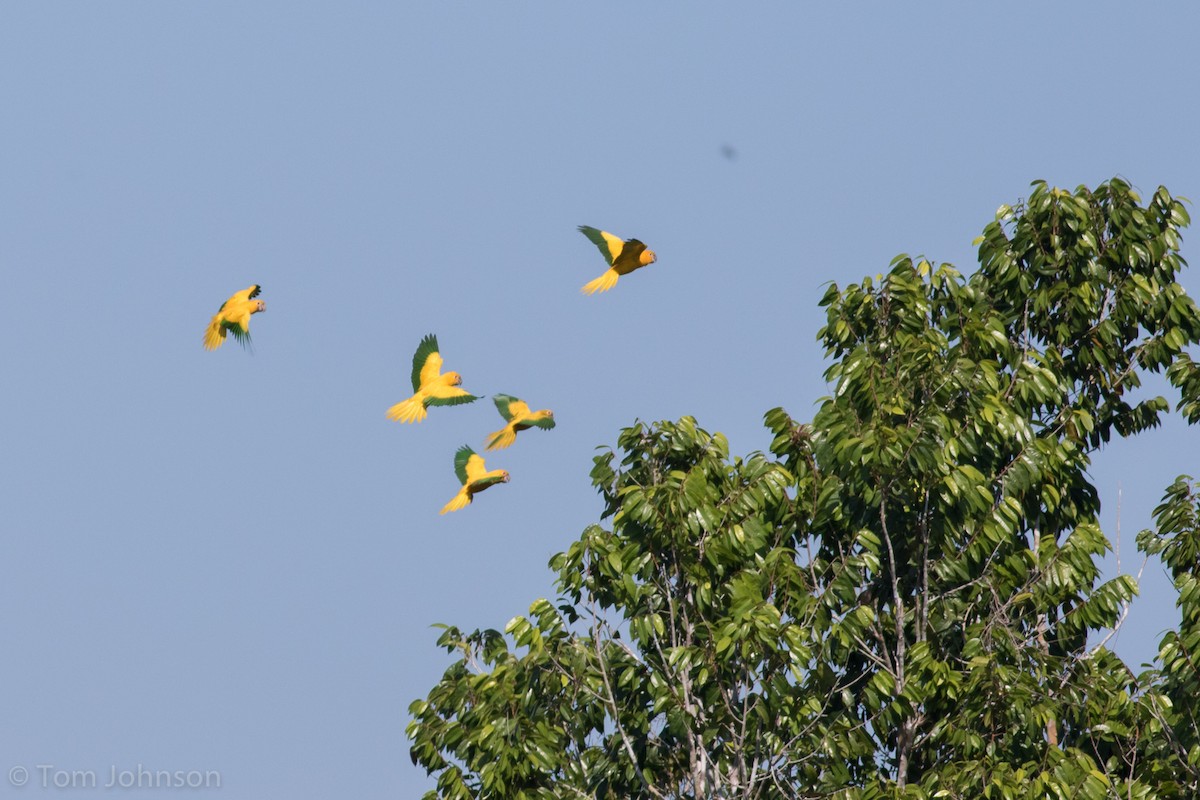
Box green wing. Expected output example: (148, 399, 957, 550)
(224, 320, 251, 347)
(427, 393, 480, 408)
(578, 225, 618, 266)
(492, 394, 519, 421)
(453, 445, 475, 485)
(411, 334, 439, 391)
(470, 474, 507, 491)
(528, 415, 556, 430)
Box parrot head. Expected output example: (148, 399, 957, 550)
(499, 471, 511, 482)
(445, 371, 463, 386)
(640, 249, 657, 266)
(254, 300, 267, 313)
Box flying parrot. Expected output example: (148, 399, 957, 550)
(485, 394, 555, 451)
(203, 285, 266, 350)
(387, 334, 480, 423)
(577, 225, 657, 295)
(440, 445, 510, 514)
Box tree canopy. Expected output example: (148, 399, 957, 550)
(407, 178, 1200, 799)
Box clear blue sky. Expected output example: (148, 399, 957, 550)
(3, 3, 1198, 797)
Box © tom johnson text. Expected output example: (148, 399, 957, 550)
(7, 763, 222, 790)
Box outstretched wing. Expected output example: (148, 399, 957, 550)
(578, 226, 625, 266)
(453, 445, 475, 485)
(411, 334, 441, 391)
(506, 399, 532, 420)
(470, 472, 508, 491)
(426, 392, 480, 408)
(215, 284, 259, 313)
(463, 451, 489, 483)
(227, 284, 261, 305)
(492, 394, 519, 421)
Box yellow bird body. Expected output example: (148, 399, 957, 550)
(203, 285, 266, 350)
(578, 226, 657, 295)
(387, 334, 479, 423)
(485, 394, 556, 451)
(440, 446, 509, 514)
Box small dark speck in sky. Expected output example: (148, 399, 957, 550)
(720, 143, 737, 161)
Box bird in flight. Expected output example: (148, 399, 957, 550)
(204, 285, 266, 350)
(387, 334, 480, 423)
(485, 394, 555, 451)
(577, 226, 657, 295)
(440, 445, 510, 514)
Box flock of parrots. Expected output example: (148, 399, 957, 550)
(202, 225, 659, 514)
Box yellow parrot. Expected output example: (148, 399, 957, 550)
(440, 445, 510, 514)
(485, 394, 556, 451)
(578, 225, 657, 295)
(387, 334, 480, 423)
(203, 285, 266, 350)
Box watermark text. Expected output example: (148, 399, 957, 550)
(7, 763, 221, 791)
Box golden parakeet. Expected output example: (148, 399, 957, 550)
(578, 225, 657, 295)
(387, 334, 480, 423)
(485, 394, 555, 451)
(203, 285, 266, 350)
(440, 445, 510, 514)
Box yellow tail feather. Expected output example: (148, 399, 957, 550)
(386, 396, 428, 423)
(203, 321, 225, 350)
(581, 268, 620, 295)
(440, 488, 471, 515)
(485, 426, 517, 451)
